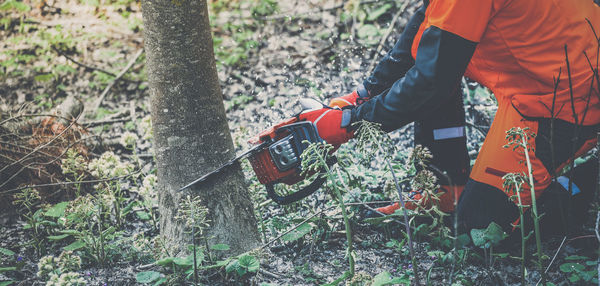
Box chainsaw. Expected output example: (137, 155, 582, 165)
(177, 99, 331, 205)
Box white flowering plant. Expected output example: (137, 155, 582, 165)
(120, 131, 139, 150)
(46, 272, 86, 286)
(132, 174, 158, 229)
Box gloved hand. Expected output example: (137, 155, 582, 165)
(329, 86, 371, 108)
(297, 100, 354, 148)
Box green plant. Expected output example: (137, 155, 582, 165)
(300, 141, 356, 284)
(0, 247, 23, 276)
(175, 195, 210, 283)
(502, 172, 531, 285)
(294, 262, 323, 283)
(226, 94, 255, 111)
(559, 255, 598, 284)
(37, 251, 83, 284)
(225, 253, 260, 277)
(61, 149, 88, 196)
(470, 222, 508, 268)
(120, 131, 139, 150)
(133, 174, 159, 229)
(153, 248, 204, 282)
(135, 271, 163, 285)
(37, 255, 60, 280)
(57, 251, 82, 273)
(370, 271, 410, 286)
(46, 272, 86, 286)
(353, 120, 421, 284)
(504, 127, 547, 284)
(250, 0, 278, 18)
(12, 188, 52, 255)
(87, 151, 134, 226)
(0, 0, 31, 33)
(61, 194, 122, 265)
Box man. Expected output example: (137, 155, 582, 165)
(297, 0, 600, 235)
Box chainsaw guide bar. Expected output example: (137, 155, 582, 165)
(175, 141, 269, 193)
(176, 120, 328, 205)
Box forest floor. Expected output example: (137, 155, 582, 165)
(0, 0, 598, 285)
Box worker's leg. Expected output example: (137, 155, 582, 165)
(376, 89, 469, 214)
(457, 96, 598, 234)
(414, 88, 470, 186)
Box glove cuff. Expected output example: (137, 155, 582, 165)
(356, 84, 370, 99)
(341, 109, 353, 128)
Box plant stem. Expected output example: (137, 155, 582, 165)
(515, 183, 526, 286)
(332, 185, 355, 276)
(384, 157, 421, 285)
(256, 204, 268, 243)
(521, 135, 546, 285)
(334, 168, 355, 276)
(192, 225, 198, 285)
(596, 132, 600, 285)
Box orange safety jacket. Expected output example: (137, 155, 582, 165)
(354, 0, 600, 130)
(411, 0, 600, 125)
(351, 0, 600, 207)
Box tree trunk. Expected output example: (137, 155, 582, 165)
(141, 0, 260, 255)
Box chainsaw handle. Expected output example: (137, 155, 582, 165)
(265, 175, 327, 205)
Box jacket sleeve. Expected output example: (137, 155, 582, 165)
(352, 0, 495, 131)
(362, 4, 427, 96)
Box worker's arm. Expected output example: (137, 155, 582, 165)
(362, 4, 427, 97)
(329, 3, 427, 108)
(352, 0, 497, 131)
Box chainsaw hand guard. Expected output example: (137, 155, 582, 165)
(265, 175, 327, 205)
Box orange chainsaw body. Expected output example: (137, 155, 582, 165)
(247, 118, 327, 204)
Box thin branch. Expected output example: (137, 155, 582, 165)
(259, 0, 382, 20)
(596, 212, 600, 244)
(52, 46, 118, 78)
(535, 236, 567, 286)
(385, 156, 421, 285)
(88, 49, 144, 117)
(83, 116, 132, 128)
(367, 0, 412, 73)
(564, 44, 578, 125)
(0, 169, 141, 195)
(0, 114, 81, 176)
(0, 113, 83, 127)
(258, 206, 332, 250)
(338, 168, 408, 227)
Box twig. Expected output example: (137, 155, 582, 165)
(259, 268, 282, 279)
(0, 113, 80, 178)
(258, 206, 332, 250)
(88, 49, 144, 117)
(366, 0, 411, 73)
(535, 236, 567, 286)
(52, 46, 118, 78)
(83, 116, 132, 128)
(465, 121, 489, 137)
(385, 156, 421, 285)
(260, 0, 382, 21)
(0, 113, 83, 127)
(0, 169, 141, 195)
(0, 135, 92, 190)
(344, 200, 394, 205)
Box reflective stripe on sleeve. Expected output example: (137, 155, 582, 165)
(433, 126, 465, 140)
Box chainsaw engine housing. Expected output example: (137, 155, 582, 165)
(249, 121, 322, 186)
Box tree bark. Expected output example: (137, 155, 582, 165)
(141, 0, 260, 255)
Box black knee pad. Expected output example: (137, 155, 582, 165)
(456, 180, 520, 235)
